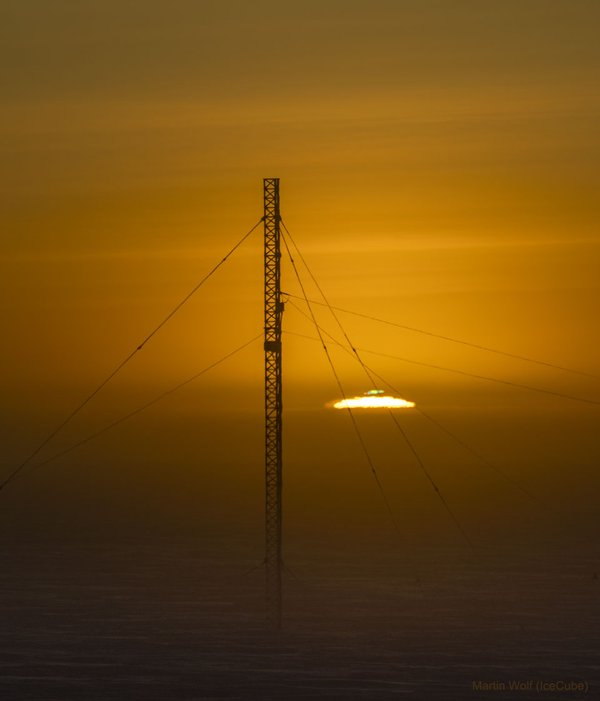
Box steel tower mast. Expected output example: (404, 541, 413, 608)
(263, 178, 283, 629)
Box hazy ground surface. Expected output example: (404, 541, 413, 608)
(1, 408, 598, 699)
(1, 532, 598, 700)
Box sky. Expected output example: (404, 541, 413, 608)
(1, 1, 599, 550)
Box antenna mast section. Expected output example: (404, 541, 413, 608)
(263, 178, 283, 629)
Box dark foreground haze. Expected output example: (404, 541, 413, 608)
(1, 534, 597, 700)
(1, 409, 598, 700)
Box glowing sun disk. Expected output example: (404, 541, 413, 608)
(333, 395, 415, 409)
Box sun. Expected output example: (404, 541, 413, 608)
(331, 389, 415, 410)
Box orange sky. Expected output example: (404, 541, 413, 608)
(1, 1, 599, 546)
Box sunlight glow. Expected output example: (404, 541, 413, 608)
(332, 390, 415, 410)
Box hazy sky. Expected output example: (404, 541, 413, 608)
(1, 1, 599, 545)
